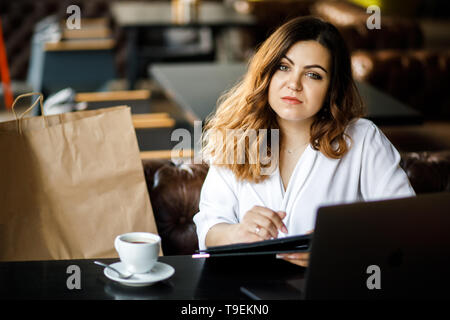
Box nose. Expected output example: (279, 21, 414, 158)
(287, 73, 302, 92)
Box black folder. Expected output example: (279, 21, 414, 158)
(195, 234, 312, 257)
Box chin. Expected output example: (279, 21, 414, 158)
(275, 109, 307, 120)
(278, 115, 308, 122)
(277, 110, 319, 124)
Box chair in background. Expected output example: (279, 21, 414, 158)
(27, 16, 117, 98)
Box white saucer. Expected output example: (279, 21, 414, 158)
(103, 262, 175, 287)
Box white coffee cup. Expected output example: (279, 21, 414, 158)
(114, 232, 161, 274)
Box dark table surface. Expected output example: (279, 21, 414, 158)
(149, 62, 423, 126)
(0, 255, 306, 300)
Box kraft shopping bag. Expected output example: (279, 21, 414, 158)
(0, 93, 159, 261)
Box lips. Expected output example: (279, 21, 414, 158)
(281, 96, 302, 105)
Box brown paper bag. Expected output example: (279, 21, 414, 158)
(0, 93, 158, 261)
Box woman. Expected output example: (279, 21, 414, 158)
(193, 17, 415, 267)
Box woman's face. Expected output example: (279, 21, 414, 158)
(268, 40, 331, 124)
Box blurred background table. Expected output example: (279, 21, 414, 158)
(150, 62, 423, 126)
(111, 1, 257, 90)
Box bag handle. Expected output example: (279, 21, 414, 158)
(11, 92, 48, 134)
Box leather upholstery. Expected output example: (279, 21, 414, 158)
(352, 49, 450, 116)
(310, 0, 424, 51)
(144, 159, 209, 255)
(142, 151, 450, 255)
(311, 1, 449, 118)
(400, 151, 450, 194)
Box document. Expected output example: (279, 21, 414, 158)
(193, 234, 311, 257)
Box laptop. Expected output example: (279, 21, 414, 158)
(241, 192, 450, 300)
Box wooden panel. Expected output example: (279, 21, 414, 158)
(75, 90, 151, 102)
(63, 18, 109, 26)
(63, 27, 111, 40)
(140, 149, 194, 160)
(44, 39, 115, 51)
(132, 116, 175, 129)
(132, 112, 170, 119)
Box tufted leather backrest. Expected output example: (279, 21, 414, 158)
(142, 151, 450, 255)
(401, 151, 450, 194)
(352, 49, 450, 116)
(310, 0, 424, 51)
(144, 159, 209, 255)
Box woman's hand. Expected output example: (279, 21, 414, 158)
(276, 252, 310, 267)
(205, 206, 287, 247)
(276, 230, 314, 267)
(232, 206, 288, 243)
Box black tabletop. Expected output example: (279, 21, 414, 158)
(0, 255, 306, 300)
(149, 62, 423, 126)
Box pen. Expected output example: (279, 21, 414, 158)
(192, 253, 210, 258)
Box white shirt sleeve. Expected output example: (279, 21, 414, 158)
(193, 165, 239, 250)
(360, 122, 416, 200)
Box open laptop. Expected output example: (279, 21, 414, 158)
(241, 192, 450, 300)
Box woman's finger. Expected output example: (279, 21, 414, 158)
(236, 223, 263, 243)
(249, 223, 271, 240)
(276, 252, 310, 267)
(277, 252, 309, 260)
(283, 258, 308, 267)
(244, 208, 280, 238)
(252, 215, 279, 239)
(253, 206, 288, 233)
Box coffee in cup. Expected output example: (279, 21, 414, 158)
(114, 232, 161, 273)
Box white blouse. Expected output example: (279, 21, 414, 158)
(193, 118, 416, 250)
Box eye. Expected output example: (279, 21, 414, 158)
(306, 72, 322, 80)
(278, 64, 289, 72)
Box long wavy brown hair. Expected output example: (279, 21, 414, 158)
(202, 16, 365, 183)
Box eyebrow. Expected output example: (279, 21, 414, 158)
(282, 55, 328, 74)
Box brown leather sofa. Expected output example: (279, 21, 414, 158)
(143, 151, 450, 255)
(310, 1, 450, 118)
(310, 0, 424, 51)
(237, 1, 450, 118)
(351, 49, 450, 117)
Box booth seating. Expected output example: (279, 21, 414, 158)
(310, 1, 450, 118)
(142, 151, 450, 255)
(310, 0, 424, 51)
(351, 49, 450, 117)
